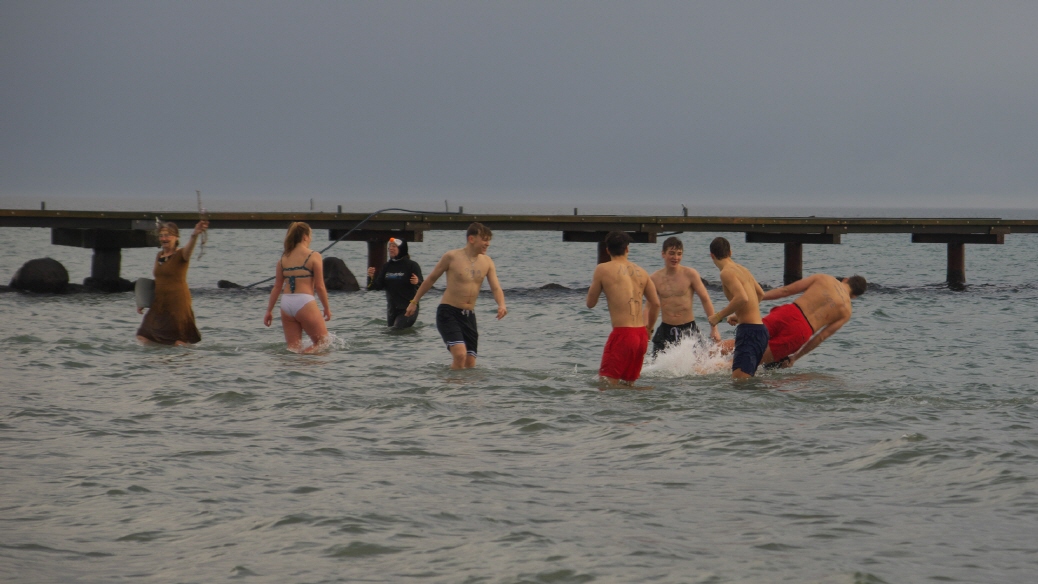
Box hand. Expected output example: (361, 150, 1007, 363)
(263, 310, 273, 327)
(367, 266, 376, 278)
(708, 313, 723, 327)
(780, 356, 796, 369)
(405, 303, 417, 317)
(496, 305, 508, 320)
(323, 308, 332, 321)
(710, 327, 721, 343)
(193, 219, 209, 236)
(410, 273, 419, 285)
(726, 315, 739, 326)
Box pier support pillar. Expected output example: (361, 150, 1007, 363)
(91, 248, 123, 282)
(783, 243, 803, 286)
(947, 243, 966, 288)
(561, 231, 657, 264)
(51, 228, 156, 291)
(745, 232, 841, 285)
(367, 240, 388, 286)
(911, 232, 1004, 290)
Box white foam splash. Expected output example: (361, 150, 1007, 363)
(296, 332, 349, 354)
(641, 333, 730, 377)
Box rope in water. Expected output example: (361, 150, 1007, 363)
(240, 207, 457, 289)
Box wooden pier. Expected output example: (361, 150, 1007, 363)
(3, 209, 1036, 289)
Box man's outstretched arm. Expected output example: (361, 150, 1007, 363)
(783, 314, 850, 367)
(762, 274, 821, 301)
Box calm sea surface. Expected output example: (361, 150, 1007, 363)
(2, 213, 1037, 583)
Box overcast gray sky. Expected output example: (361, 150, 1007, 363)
(2, 1, 1037, 210)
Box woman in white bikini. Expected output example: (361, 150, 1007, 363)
(263, 222, 332, 352)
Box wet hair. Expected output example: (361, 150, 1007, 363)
(604, 231, 631, 257)
(662, 236, 683, 252)
(158, 221, 180, 247)
(283, 222, 312, 255)
(709, 237, 731, 259)
(847, 275, 867, 297)
(466, 222, 493, 240)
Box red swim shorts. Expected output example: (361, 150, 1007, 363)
(599, 327, 649, 382)
(761, 303, 815, 361)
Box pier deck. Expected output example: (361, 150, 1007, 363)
(3, 209, 1036, 288)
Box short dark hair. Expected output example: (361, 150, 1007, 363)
(466, 222, 492, 239)
(847, 275, 867, 296)
(709, 237, 731, 259)
(662, 236, 683, 252)
(604, 231, 631, 257)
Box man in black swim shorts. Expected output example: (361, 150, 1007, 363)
(436, 304, 478, 358)
(405, 223, 507, 369)
(646, 236, 721, 357)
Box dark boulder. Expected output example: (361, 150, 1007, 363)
(323, 257, 360, 291)
(10, 258, 69, 293)
(83, 276, 135, 293)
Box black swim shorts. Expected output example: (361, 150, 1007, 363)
(651, 320, 700, 356)
(436, 304, 478, 357)
(732, 323, 769, 376)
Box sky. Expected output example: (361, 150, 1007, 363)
(2, 1, 1037, 211)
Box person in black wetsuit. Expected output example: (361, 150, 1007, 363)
(367, 238, 424, 329)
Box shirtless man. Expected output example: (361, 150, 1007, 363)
(405, 222, 507, 369)
(646, 236, 721, 357)
(754, 273, 867, 369)
(586, 231, 661, 386)
(705, 237, 767, 379)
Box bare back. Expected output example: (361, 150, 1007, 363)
(279, 246, 321, 296)
(793, 274, 852, 330)
(590, 259, 657, 328)
(437, 248, 495, 310)
(719, 261, 764, 325)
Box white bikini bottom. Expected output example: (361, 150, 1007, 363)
(280, 294, 316, 318)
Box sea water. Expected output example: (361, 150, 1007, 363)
(1, 211, 1037, 583)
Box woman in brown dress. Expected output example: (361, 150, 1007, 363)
(136, 220, 209, 346)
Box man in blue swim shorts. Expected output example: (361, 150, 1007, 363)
(706, 237, 768, 379)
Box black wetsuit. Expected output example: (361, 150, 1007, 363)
(368, 254, 424, 329)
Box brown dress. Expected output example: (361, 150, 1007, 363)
(136, 251, 201, 344)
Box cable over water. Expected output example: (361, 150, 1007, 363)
(239, 207, 457, 289)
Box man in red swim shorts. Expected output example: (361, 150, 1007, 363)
(586, 231, 661, 386)
(758, 273, 867, 369)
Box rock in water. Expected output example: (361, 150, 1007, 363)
(10, 258, 70, 293)
(323, 257, 360, 291)
(83, 276, 135, 293)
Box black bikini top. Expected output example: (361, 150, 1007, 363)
(281, 251, 315, 293)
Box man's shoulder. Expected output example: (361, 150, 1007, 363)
(679, 265, 701, 279)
